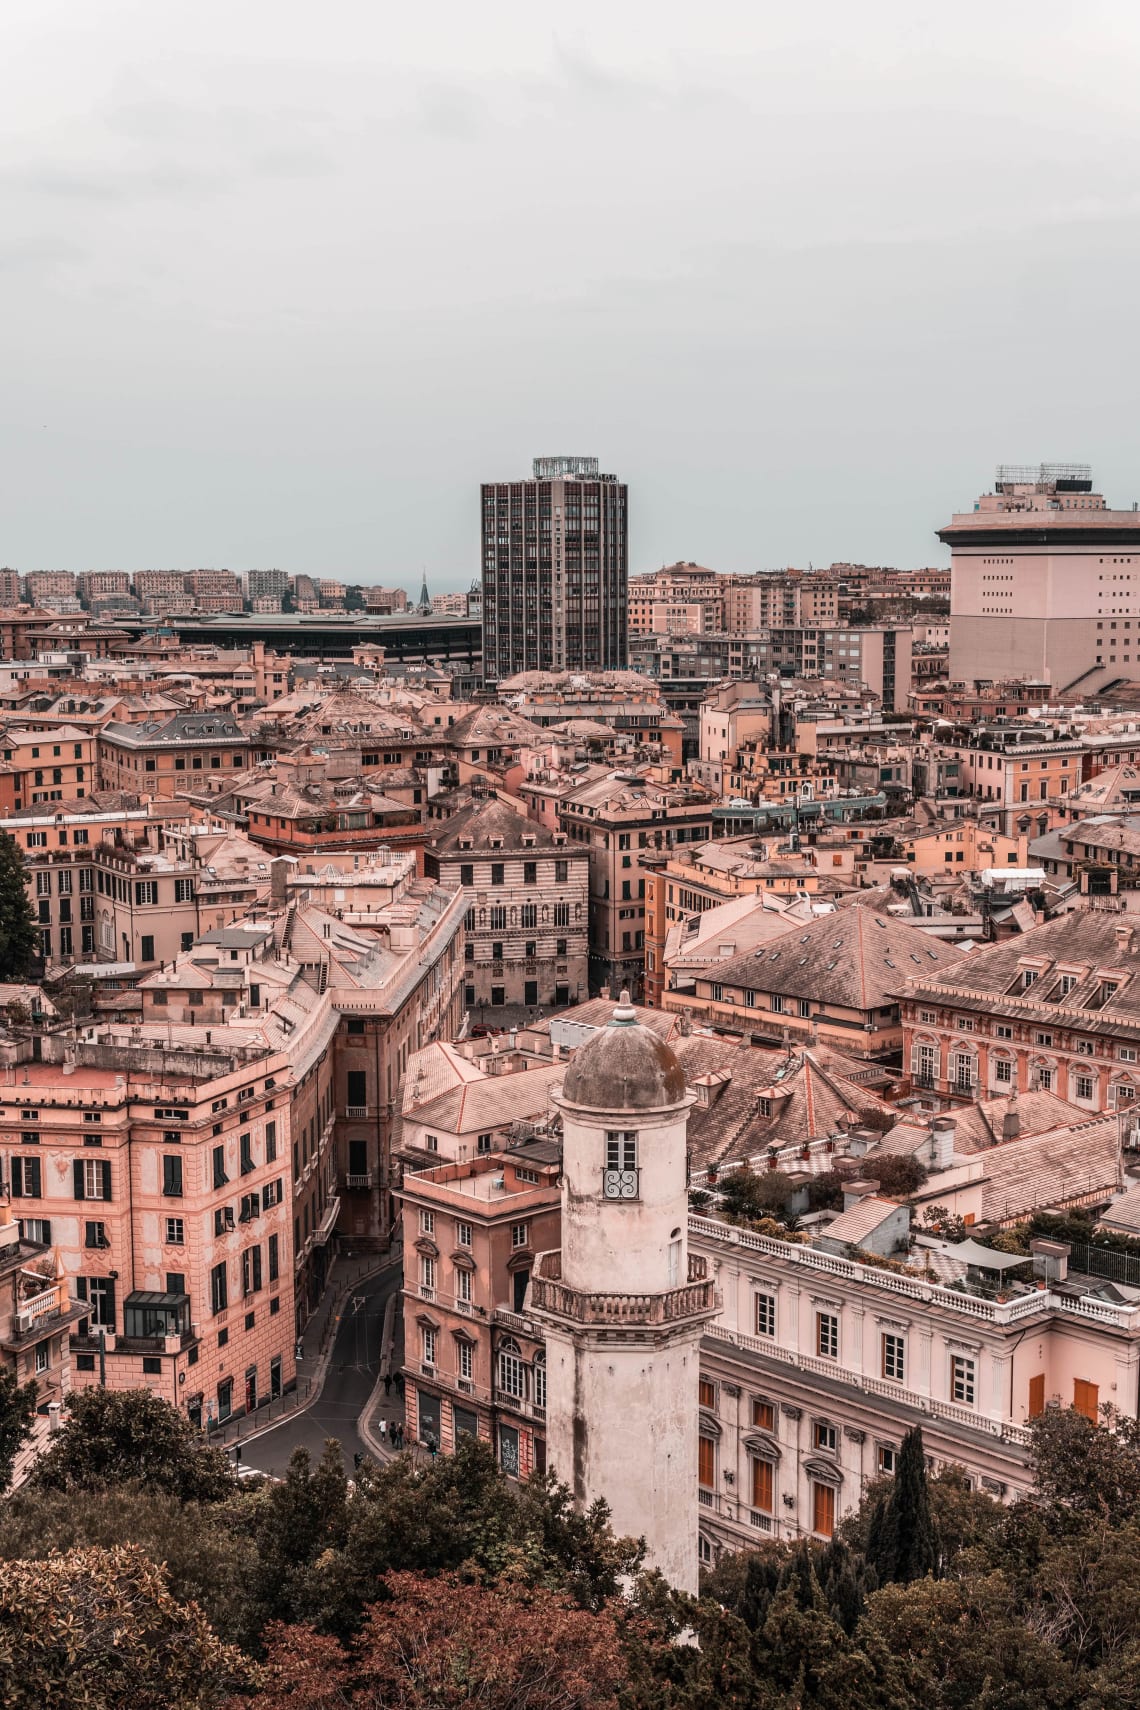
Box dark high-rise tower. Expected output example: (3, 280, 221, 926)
(481, 456, 628, 684)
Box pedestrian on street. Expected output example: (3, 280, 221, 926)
(378, 1418, 387, 1441)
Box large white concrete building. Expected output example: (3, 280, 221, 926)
(943, 464, 1140, 695)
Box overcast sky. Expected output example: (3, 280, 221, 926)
(4, 2, 1139, 590)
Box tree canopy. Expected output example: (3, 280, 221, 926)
(30, 1386, 234, 1503)
(3, 1388, 1140, 1707)
(0, 833, 37, 982)
(0, 1365, 37, 1495)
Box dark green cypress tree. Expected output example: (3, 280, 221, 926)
(0, 833, 38, 982)
(866, 1424, 939, 1584)
(817, 1537, 877, 1633)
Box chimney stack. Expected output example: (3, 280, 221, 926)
(270, 856, 295, 907)
(1001, 1090, 1020, 1143)
(1116, 922, 1134, 954)
(930, 1117, 956, 1170)
(842, 1178, 880, 1210)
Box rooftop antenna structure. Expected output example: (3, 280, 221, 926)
(417, 571, 431, 614)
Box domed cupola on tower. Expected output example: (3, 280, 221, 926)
(531, 992, 719, 1594)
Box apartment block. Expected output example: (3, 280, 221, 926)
(4, 1030, 298, 1430)
(944, 463, 1140, 695)
(901, 911, 1140, 1112)
(185, 570, 243, 612)
(98, 712, 251, 797)
(556, 768, 716, 1000)
(399, 1144, 561, 1474)
(423, 797, 589, 1015)
(23, 572, 77, 608)
(482, 457, 628, 683)
(0, 1208, 79, 1480)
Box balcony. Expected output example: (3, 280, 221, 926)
(312, 1196, 341, 1245)
(530, 1250, 719, 1328)
(345, 1105, 369, 1120)
(493, 1386, 546, 1420)
(1, 1283, 85, 1350)
(345, 1172, 373, 1190)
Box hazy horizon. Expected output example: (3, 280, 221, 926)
(5, 3, 1139, 592)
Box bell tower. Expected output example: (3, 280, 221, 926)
(531, 994, 718, 1593)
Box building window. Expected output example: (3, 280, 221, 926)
(11, 1156, 42, 1198)
(240, 1133, 254, 1175)
(1074, 1379, 1099, 1422)
(212, 1146, 228, 1189)
(242, 1246, 263, 1296)
(752, 1398, 775, 1432)
(456, 1220, 472, 1248)
(1075, 1074, 1094, 1101)
(754, 1293, 776, 1338)
(74, 1157, 111, 1201)
(751, 1457, 774, 1514)
(882, 1333, 906, 1383)
(602, 1129, 638, 1199)
(877, 1444, 897, 1476)
(210, 1262, 228, 1315)
(419, 1255, 436, 1295)
(511, 1222, 528, 1249)
(162, 1154, 183, 1198)
(699, 1377, 717, 1410)
(812, 1481, 836, 1538)
(951, 1355, 976, 1405)
(498, 1338, 524, 1399)
(698, 1434, 715, 1490)
(456, 1266, 472, 1303)
(457, 1339, 473, 1382)
(420, 1210, 435, 1235)
(34, 1344, 49, 1375)
(816, 1312, 839, 1360)
(994, 1058, 1013, 1084)
(813, 1420, 837, 1453)
(165, 1216, 184, 1245)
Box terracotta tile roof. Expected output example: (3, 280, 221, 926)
(710, 904, 963, 1011)
(819, 1195, 902, 1246)
(979, 1113, 1122, 1224)
(910, 910, 1140, 1025)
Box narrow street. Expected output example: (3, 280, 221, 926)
(239, 1262, 402, 1478)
